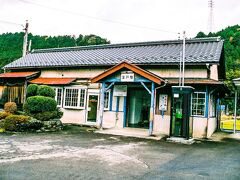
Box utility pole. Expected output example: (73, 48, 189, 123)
(22, 20, 29, 57)
(179, 51, 182, 86)
(182, 31, 186, 87)
(208, 0, 214, 33)
(28, 39, 32, 53)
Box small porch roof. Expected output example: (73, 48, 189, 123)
(0, 72, 39, 79)
(29, 77, 76, 85)
(91, 61, 165, 85)
(0, 71, 40, 86)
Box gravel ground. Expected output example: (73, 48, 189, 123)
(0, 126, 239, 180)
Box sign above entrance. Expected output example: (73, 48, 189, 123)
(120, 71, 134, 82)
(113, 85, 127, 96)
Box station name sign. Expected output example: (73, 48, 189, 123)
(120, 71, 134, 82)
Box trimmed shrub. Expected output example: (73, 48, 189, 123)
(15, 111, 27, 116)
(18, 118, 43, 131)
(32, 109, 63, 121)
(0, 111, 11, 120)
(1, 115, 30, 131)
(23, 96, 57, 114)
(32, 111, 58, 121)
(56, 107, 63, 119)
(26, 84, 39, 97)
(37, 85, 55, 98)
(4, 102, 17, 114)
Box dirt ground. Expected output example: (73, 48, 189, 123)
(0, 126, 239, 180)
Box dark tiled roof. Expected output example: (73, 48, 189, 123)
(4, 37, 223, 69)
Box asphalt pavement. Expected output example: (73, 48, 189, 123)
(0, 126, 239, 180)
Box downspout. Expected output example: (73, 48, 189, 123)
(206, 87, 220, 138)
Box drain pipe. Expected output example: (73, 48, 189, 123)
(206, 87, 220, 138)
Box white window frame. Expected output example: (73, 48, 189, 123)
(104, 90, 111, 110)
(63, 87, 87, 109)
(191, 92, 206, 117)
(53, 87, 63, 108)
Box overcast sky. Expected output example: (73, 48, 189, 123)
(0, 0, 239, 43)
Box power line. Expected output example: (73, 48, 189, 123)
(18, 0, 178, 34)
(0, 19, 23, 27)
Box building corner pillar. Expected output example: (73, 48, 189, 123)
(99, 82, 105, 130)
(149, 82, 155, 135)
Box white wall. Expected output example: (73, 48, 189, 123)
(40, 67, 209, 80)
(210, 65, 218, 80)
(193, 117, 207, 138)
(207, 117, 217, 138)
(147, 68, 208, 79)
(102, 111, 124, 128)
(153, 115, 170, 135)
(60, 108, 86, 124)
(40, 68, 105, 78)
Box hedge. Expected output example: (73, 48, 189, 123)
(26, 84, 39, 97)
(1, 115, 30, 131)
(23, 96, 57, 113)
(37, 85, 55, 98)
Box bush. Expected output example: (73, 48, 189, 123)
(18, 118, 43, 131)
(15, 111, 27, 116)
(32, 108, 63, 121)
(32, 111, 58, 121)
(1, 115, 30, 131)
(37, 85, 55, 98)
(23, 96, 57, 113)
(56, 107, 63, 119)
(0, 111, 11, 120)
(26, 84, 39, 97)
(4, 102, 17, 114)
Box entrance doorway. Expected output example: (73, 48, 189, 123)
(171, 86, 193, 139)
(127, 88, 151, 128)
(87, 94, 99, 123)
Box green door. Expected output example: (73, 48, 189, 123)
(87, 95, 98, 122)
(171, 86, 194, 139)
(171, 94, 184, 137)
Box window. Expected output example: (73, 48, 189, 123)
(104, 91, 110, 110)
(191, 92, 206, 116)
(54, 88, 63, 107)
(64, 88, 86, 109)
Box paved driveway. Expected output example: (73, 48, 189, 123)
(0, 127, 240, 180)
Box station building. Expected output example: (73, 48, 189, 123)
(0, 37, 226, 138)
